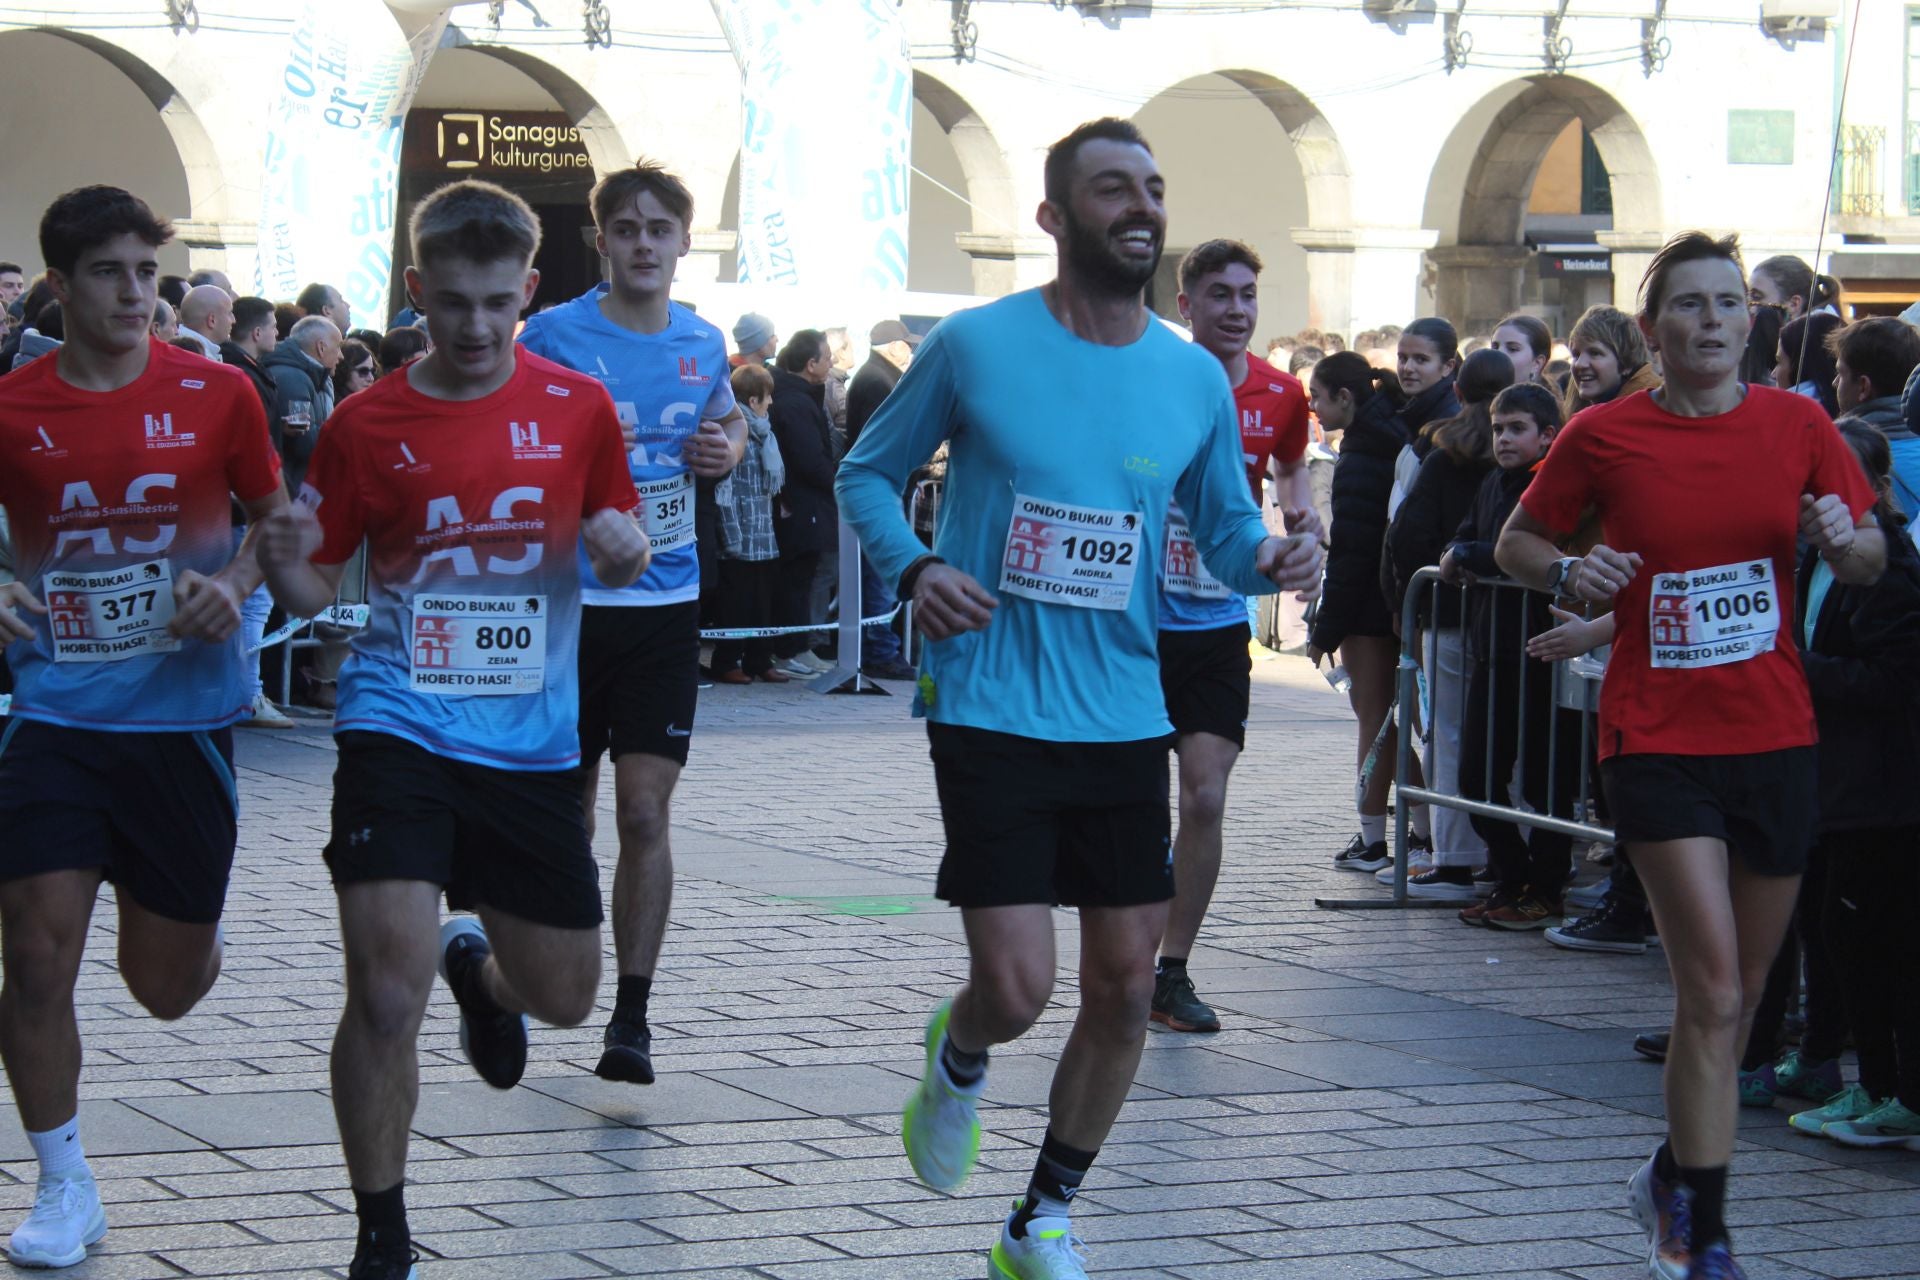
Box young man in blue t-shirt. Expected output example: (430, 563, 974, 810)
(518, 164, 745, 1087)
(838, 118, 1322, 1279)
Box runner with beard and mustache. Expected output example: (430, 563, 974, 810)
(838, 117, 1323, 1280)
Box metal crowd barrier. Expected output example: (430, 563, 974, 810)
(1315, 564, 1615, 911)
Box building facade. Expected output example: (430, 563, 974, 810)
(1, 0, 1914, 343)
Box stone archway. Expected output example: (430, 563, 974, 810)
(1425, 75, 1663, 335)
(911, 69, 1019, 295)
(449, 42, 630, 175)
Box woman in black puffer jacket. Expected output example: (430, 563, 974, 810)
(1385, 317, 1464, 524)
(1307, 352, 1409, 870)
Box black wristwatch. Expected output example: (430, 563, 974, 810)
(898, 554, 944, 601)
(1545, 556, 1580, 594)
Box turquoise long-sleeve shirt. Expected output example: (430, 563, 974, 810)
(835, 288, 1274, 742)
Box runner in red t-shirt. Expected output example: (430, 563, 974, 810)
(0, 186, 288, 1270)
(1498, 234, 1882, 1280)
(256, 180, 644, 1280)
(1151, 239, 1319, 1034)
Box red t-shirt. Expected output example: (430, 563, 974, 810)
(1520, 386, 1874, 760)
(0, 339, 281, 729)
(300, 351, 639, 768)
(1233, 353, 1309, 502)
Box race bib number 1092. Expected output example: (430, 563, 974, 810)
(999, 493, 1143, 611)
(1647, 559, 1777, 670)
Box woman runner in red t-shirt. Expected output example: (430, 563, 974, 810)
(1496, 233, 1883, 1280)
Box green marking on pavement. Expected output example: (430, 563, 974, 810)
(773, 894, 938, 916)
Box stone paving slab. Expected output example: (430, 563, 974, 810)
(0, 657, 1916, 1277)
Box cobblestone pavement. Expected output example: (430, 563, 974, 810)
(4, 655, 1917, 1279)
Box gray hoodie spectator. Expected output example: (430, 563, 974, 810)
(262, 315, 341, 493)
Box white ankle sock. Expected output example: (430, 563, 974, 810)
(1359, 813, 1387, 845)
(27, 1117, 88, 1182)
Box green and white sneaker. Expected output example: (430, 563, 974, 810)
(1787, 1083, 1878, 1137)
(991, 1209, 1088, 1279)
(1825, 1098, 1920, 1150)
(901, 1000, 982, 1191)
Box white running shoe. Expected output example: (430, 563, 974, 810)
(990, 1211, 1088, 1279)
(244, 692, 295, 729)
(7, 1175, 106, 1268)
(900, 1001, 983, 1191)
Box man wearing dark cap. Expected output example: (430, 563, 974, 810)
(731, 312, 777, 368)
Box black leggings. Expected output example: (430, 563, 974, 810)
(1745, 840, 1844, 1071)
(1822, 826, 1920, 1106)
(1458, 652, 1583, 897)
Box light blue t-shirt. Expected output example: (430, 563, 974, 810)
(519, 288, 735, 607)
(836, 289, 1275, 743)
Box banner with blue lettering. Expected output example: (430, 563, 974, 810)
(256, 1, 446, 325)
(711, 0, 911, 291)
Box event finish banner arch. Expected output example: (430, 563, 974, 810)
(256, 0, 448, 324)
(711, 0, 912, 292)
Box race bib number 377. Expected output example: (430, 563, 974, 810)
(45, 559, 179, 663)
(1647, 559, 1778, 670)
(411, 594, 547, 696)
(999, 493, 1143, 611)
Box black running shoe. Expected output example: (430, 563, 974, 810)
(438, 918, 527, 1089)
(595, 1019, 656, 1085)
(1333, 834, 1390, 872)
(1633, 1031, 1669, 1063)
(1545, 900, 1650, 955)
(1150, 970, 1221, 1033)
(348, 1241, 420, 1280)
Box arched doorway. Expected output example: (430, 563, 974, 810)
(1133, 71, 1352, 341)
(911, 70, 1016, 296)
(1424, 75, 1662, 339)
(401, 41, 627, 313)
(0, 29, 222, 276)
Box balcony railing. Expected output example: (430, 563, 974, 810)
(1835, 123, 1885, 217)
(1908, 121, 1920, 215)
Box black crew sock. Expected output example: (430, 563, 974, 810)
(1678, 1164, 1730, 1253)
(1156, 956, 1187, 978)
(352, 1183, 409, 1260)
(940, 1035, 988, 1088)
(613, 974, 652, 1029)
(1010, 1131, 1097, 1240)
(1653, 1139, 1678, 1183)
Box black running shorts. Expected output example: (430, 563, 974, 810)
(324, 731, 603, 928)
(0, 719, 236, 924)
(928, 723, 1174, 909)
(1601, 747, 1816, 877)
(1158, 623, 1252, 749)
(577, 601, 700, 767)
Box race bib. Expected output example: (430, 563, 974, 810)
(1647, 559, 1778, 670)
(999, 493, 1143, 611)
(410, 594, 547, 696)
(1163, 504, 1231, 601)
(638, 473, 695, 553)
(44, 560, 180, 663)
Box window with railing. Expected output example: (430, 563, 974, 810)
(1908, 9, 1920, 212)
(1834, 124, 1885, 217)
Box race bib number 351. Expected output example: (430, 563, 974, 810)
(44, 559, 179, 663)
(1647, 559, 1778, 670)
(999, 493, 1143, 611)
(637, 473, 694, 554)
(411, 594, 547, 696)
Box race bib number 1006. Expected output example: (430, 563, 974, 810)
(999, 493, 1143, 611)
(411, 594, 548, 696)
(1648, 559, 1778, 670)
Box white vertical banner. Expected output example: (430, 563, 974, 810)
(256, 1, 448, 324)
(711, 0, 912, 291)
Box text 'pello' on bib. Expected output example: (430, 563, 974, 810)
(45, 559, 180, 663)
(1648, 558, 1777, 670)
(637, 473, 695, 554)
(999, 493, 1143, 611)
(411, 593, 547, 695)
(1163, 503, 1231, 601)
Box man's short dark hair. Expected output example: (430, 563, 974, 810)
(0, 261, 19, 276)
(1044, 117, 1152, 206)
(39, 186, 173, 277)
(231, 295, 275, 335)
(378, 324, 431, 374)
(409, 179, 542, 269)
(777, 328, 827, 373)
(1179, 239, 1262, 295)
(590, 161, 695, 234)
(1830, 316, 1920, 401)
(295, 282, 335, 315)
(158, 275, 188, 309)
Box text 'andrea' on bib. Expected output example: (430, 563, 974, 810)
(999, 494, 1143, 611)
(1648, 558, 1778, 670)
(410, 593, 548, 695)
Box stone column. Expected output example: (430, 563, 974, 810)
(1292, 227, 1440, 341)
(1427, 243, 1531, 336)
(1597, 230, 1666, 312)
(955, 232, 1057, 296)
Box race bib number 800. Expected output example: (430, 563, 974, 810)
(999, 493, 1143, 611)
(411, 594, 547, 696)
(1647, 559, 1778, 670)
